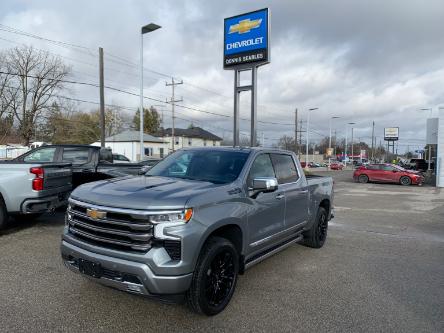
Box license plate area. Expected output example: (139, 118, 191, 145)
(78, 258, 103, 278)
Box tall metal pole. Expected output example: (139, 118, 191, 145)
(371, 121, 375, 162)
(233, 70, 240, 147)
(251, 66, 257, 147)
(172, 79, 175, 153)
(299, 119, 303, 159)
(344, 124, 348, 166)
(305, 110, 310, 166)
(166, 78, 183, 153)
(295, 108, 298, 153)
(139, 34, 144, 161)
(351, 127, 354, 164)
(99, 47, 105, 148)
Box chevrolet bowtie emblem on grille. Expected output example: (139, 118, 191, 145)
(229, 18, 262, 34)
(86, 208, 106, 220)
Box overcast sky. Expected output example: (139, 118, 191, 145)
(1, 0, 443, 151)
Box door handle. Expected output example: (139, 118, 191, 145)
(276, 193, 285, 200)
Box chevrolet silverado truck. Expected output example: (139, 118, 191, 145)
(61, 147, 334, 315)
(0, 162, 72, 230)
(13, 144, 144, 188)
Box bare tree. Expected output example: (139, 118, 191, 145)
(1, 46, 70, 145)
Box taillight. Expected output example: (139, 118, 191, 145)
(30, 167, 44, 191)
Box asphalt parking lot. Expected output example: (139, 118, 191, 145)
(1, 171, 443, 333)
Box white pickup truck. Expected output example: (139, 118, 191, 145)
(0, 162, 72, 229)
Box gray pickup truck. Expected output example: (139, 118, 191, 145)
(0, 162, 72, 229)
(61, 147, 334, 315)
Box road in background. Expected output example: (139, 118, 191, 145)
(0, 171, 443, 332)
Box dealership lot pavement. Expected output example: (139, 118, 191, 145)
(0, 171, 443, 333)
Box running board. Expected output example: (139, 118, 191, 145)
(244, 234, 303, 270)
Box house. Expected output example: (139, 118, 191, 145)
(156, 126, 223, 154)
(91, 130, 166, 161)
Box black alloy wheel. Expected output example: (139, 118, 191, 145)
(187, 237, 239, 316)
(204, 250, 236, 308)
(318, 212, 328, 243)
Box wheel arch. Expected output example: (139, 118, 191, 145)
(195, 222, 244, 273)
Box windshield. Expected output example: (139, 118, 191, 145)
(146, 149, 250, 184)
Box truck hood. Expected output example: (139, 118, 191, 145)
(71, 176, 221, 210)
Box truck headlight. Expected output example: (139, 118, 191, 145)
(149, 208, 193, 224)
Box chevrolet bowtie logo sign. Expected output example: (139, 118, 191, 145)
(86, 208, 106, 220)
(229, 18, 262, 34)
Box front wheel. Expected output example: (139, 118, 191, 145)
(400, 176, 412, 186)
(187, 237, 239, 316)
(302, 207, 328, 249)
(358, 174, 369, 183)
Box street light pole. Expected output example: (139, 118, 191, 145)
(351, 126, 354, 164)
(329, 116, 340, 168)
(139, 23, 161, 161)
(305, 108, 318, 167)
(344, 122, 355, 166)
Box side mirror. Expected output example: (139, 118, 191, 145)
(252, 177, 278, 193)
(392, 170, 397, 173)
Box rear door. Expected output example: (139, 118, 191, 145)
(246, 153, 286, 247)
(270, 153, 308, 230)
(367, 165, 383, 181)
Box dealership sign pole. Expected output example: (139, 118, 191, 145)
(224, 8, 270, 147)
(384, 127, 399, 162)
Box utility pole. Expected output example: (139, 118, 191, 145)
(99, 47, 105, 147)
(299, 119, 303, 159)
(371, 121, 375, 162)
(294, 108, 298, 153)
(166, 78, 183, 153)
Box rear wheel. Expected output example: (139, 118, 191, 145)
(303, 207, 328, 249)
(0, 197, 8, 230)
(400, 176, 412, 186)
(187, 237, 239, 316)
(358, 174, 369, 183)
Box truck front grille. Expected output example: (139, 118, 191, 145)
(67, 200, 153, 252)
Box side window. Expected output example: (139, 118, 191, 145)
(23, 147, 56, 162)
(62, 147, 90, 165)
(270, 154, 299, 184)
(247, 154, 276, 186)
(381, 165, 394, 171)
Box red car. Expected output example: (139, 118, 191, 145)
(330, 162, 344, 170)
(353, 164, 424, 186)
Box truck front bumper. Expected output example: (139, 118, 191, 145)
(61, 240, 193, 296)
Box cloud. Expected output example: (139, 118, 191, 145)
(1, 0, 443, 151)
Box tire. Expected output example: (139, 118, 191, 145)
(187, 236, 239, 316)
(302, 207, 328, 249)
(400, 176, 412, 186)
(358, 174, 369, 183)
(0, 197, 8, 230)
